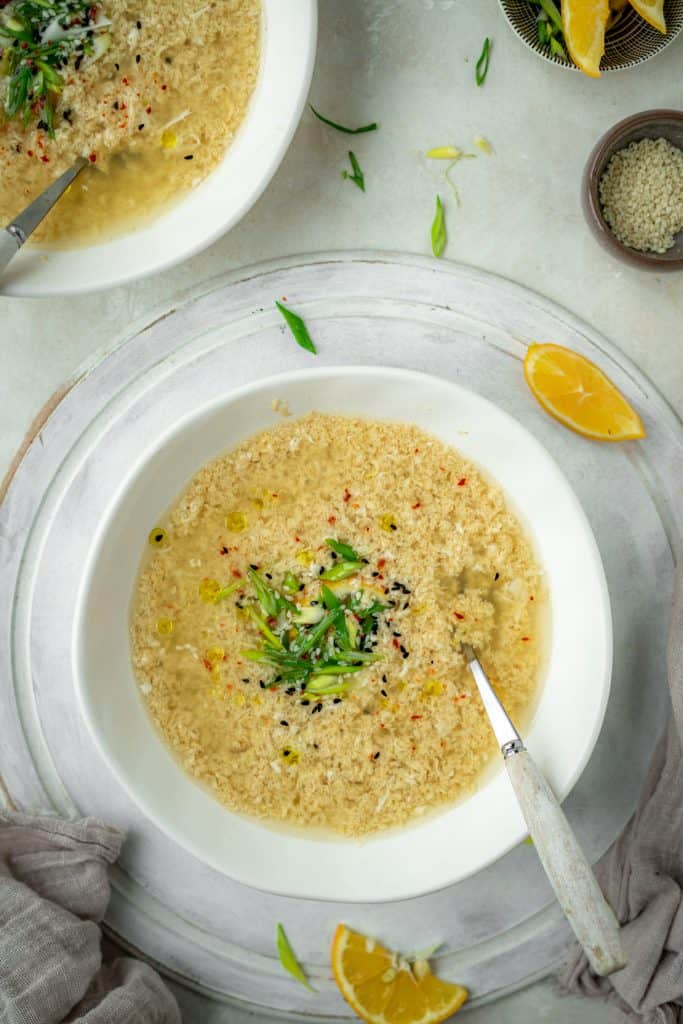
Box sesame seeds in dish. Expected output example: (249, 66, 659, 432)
(130, 413, 545, 837)
(0, 0, 260, 247)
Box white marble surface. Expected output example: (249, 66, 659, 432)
(2, 0, 681, 1020)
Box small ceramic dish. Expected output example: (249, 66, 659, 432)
(582, 109, 683, 271)
(499, 0, 683, 72)
(73, 366, 612, 902)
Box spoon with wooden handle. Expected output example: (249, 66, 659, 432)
(0, 157, 87, 278)
(462, 643, 626, 977)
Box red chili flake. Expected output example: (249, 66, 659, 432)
(294, 536, 301, 543)
(343, 488, 351, 502)
(27, 150, 34, 157)
(119, 102, 127, 110)
(453, 611, 465, 621)
(231, 568, 242, 578)
(377, 558, 386, 569)
(392, 637, 400, 649)
(458, 478, 467, 487)
(201, 658, 212, 672)
(161, 83, 168, 90)
(219, 546, 229, 555)
(521, 637, 530, 642)
(226, 683, 233, 690)
(146, 105, 152, 114)
(414, 448, 420, 453)
(410, 715, 423, 721)
(88, 153, 97, 163)
(379, 723, 385, 729)
(529, 595, 535, 602)
(122, 77, 129, 85)
(40, 155, 49, 163)
(411, 502, 421, 510)
(328, 515, 336, 525)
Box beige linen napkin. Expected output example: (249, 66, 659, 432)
(0, 812, 180, 1024)
(560, 567, 683, 1022)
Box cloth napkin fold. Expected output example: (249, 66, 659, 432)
(560, 566, 683, 1022)
(0, 812, 180, 1024)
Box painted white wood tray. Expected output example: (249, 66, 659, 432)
(1, 253, 681, 1019)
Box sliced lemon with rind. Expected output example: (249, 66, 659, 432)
(523, 343, 645, 441)
(629, 0, 666, 32)
(331, 925, 468, 1024)
(562, 0, 610, 77)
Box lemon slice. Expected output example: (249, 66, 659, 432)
(331, 925, 468, 1024)
(562, 0, 610, 77)
(524, 343, 646, 441)
(629, 0, 666, 31)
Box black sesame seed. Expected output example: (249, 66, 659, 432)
(135, 53, 141, 63)
(330, 551, 337, 559)
(138, 123, 145, 130)
(249, 563, 259, 570)
(265, 572, 273, 580)
(403, 602, 410, 610)
(113, 100, 119, 110)
(333, 697, 342, 704)
(37, 119, 48, 131)
(285, 686, 296, 696)
(280, 720, 289, 727)
(63, 109, 73, 123)
(382, 674, 387, 683)
(241, 677, 250, 684)
(371, 571, 380, 578)
(318, 566, 324, 575)
(136, 19, 142, 28)
(313, 742, 319, 749)
(389, 523, 397, 531)
(184, 154, 194, 160)
(373, 751, 380, 760)
(381, 689, 388, 697)
(494, 572, 500, 581)
(165, 55, 173, 64)
(283, 749, 290, 756)
(154, 533, 163, 542)
(259, 681, 265, 689)
(310, 600, 319, 606)
(400, 645, 409, 659)
(298, 584, 305, 591)
(114, 61, 119, 70)
(362, 558, 370, 564)
(312, 703, 323, 714)
(301, 699, 310, 706)
(392, 631, 402, 638)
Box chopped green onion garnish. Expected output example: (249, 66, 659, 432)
(325, 538, 361, 561)
(309, 104, 378, 134)
(431, 195, 446, 258)
(276, 924, 314, 992)
(282, 572, 300, 593)
(275, 301, 317, 355)
(342, 150, 365, 192)
(320, 560, 364, 581)
(245, 606, 284, 650)
(475, 37, 492, 86)
(248, 568, 280, 618)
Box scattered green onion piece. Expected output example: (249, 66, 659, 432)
(293, 607, 342, 655)
(275, 301, 317, 355)
(534, 0, 563, 34)
(426, 145, 463, 160)
(475, 37, 492, 86)
(305, 678, 353, 696)
(342, 150, 365, 192)
(309, 104, 378, 134)
(325, 538, 361, 561)
(431, 195, 446, 259)
(320, 584, 341, 610)
(276, 924, 314, 992)
(215, 581, 240, 601)
(320, 560, 364, 581)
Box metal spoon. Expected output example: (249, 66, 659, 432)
(463, 643, 626, 977)
(0, 157, 87, 278)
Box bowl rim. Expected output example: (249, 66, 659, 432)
(72, 364, 613, 902)
(582, 108, 683, 271)
(0, 0, 318, 298)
